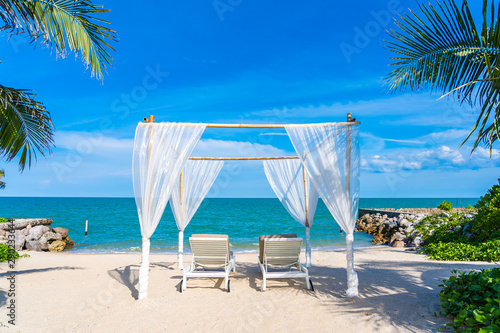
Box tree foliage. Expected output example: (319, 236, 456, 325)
(0, 0, 116, 170)
(385, 0, 500, 153)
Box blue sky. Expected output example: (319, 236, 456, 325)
(0, 0, 498, 198)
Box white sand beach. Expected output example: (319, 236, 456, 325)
(0, 247, 497, 333)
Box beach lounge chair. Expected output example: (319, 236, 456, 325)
(181, 234, 236, 292)
(258, 235, 312, 292)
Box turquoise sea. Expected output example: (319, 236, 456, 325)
(0, 197, 479, 253)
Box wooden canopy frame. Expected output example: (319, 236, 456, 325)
(142, 113, 359, 162)
(142, 113, 359, 258)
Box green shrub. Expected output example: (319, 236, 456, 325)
(424, 239, 500, 262)
(438, 200, 453, 211)
(0, 244, 29, 262)
(471, 179, 500, 241)
(414, 212, 500, 262)
(414, 213, 469, 243)
(439, 268, 500, 332)
(0, 243, 19, 262)
(0, 217, 10, 223)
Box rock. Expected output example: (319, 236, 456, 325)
(26, 224, 32, 230)
(14, 230, 25, 251)
(22, 228, 30, 236)
(385, 221, 397, 229)
(465, 214, 474, 219)
(0, 218, 53, 231)
(29, 225, 49, 240)
(48, 240, 66, 252)
(43, 231, 62, 242)
(399, 219, 411, 228)
(406, 226, 414, 234)
(25, 240, 42, 252)
(392, 240, 405, 247)
(372, 234, 387, 245)
(0, 239, 8, 245)
(52, 227, 69, 238)
(441, 212, 450, 217)
(411, 236, 424, 248)
(64, 239, 75, 249)
(390, 232, 403, 244)
(0, 229, 5, 237)
(39, 236, 49, 251)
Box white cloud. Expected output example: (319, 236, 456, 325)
(471, 147, 500, 160)
(55, 131, 133, 156)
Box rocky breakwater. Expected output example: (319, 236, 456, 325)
(355, 210, 427, 249)
(0, 219, 75, 252)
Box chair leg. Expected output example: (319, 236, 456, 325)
(182, 275, 187, 291)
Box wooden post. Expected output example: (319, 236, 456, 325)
(139, 114, 155, 299)
(85, 220, 88, 236)
(303, 165, 309, 228)
(346, 114, 352, 201)
(303, 164, 312, 268)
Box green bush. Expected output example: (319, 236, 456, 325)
(471, 179, 500, 241)
(414, 213, 469, 243)
(438, 200, 453, 211)
(414, 212, 500, 262)
(0, 243, 19, 262)
(439, 268, 500, 332)
(0, 217, 10, 223)
(424, 239, 500, 262)
(0, 244, 29, 262)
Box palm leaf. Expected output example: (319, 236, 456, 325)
(0, 84, 54, 171)
(0, 169, 4, 189)
(384, 0, 500, 153)
(0, 0, 117, 80)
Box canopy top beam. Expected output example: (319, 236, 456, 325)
(143, 112, 359, 161)
(143, 113, 359, 127)
(189, 156, 299, 161)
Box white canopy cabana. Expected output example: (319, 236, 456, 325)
(132, 114, 360, 299)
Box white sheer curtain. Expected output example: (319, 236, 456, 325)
(170, 160, 224, 269)
(132, 122, 206, 299)
(263, 159, 319, 268)
(285, 124, 360, 297)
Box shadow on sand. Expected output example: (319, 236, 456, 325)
(108, 261, 176, 299)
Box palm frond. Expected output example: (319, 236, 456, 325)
(0, 0, 117, 80)
(0, 84, 54, 171)
(384, 0, 500, 152)
(0, 169, 4, 189)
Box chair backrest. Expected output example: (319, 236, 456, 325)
(190, 234, 231, 268)
(259, 234, 297, 263)
(263, 237, 303, 267)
